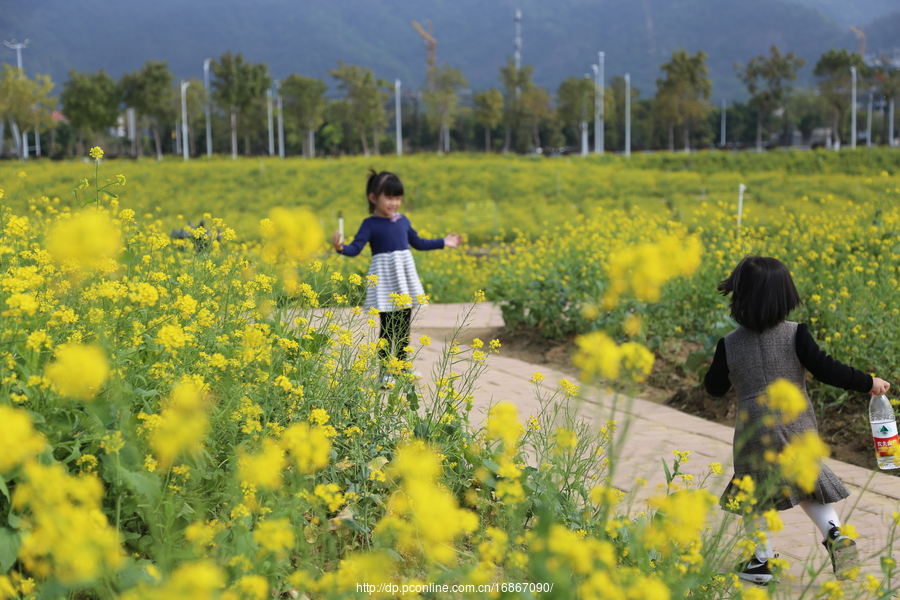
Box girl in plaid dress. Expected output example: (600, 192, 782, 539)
(704, 256, 889, 585)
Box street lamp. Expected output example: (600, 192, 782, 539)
(267, 88, 275, 156)
(625, 73, 631, 157)
(591, 64, 599, 154)
(850, 65, 857, 150)
(581, 73, 590, 157)
(3, 39, 28, 71)
(181, 80, 190, 161)
(275, 80, 284, 158)
(395, 79, 402, 156)
(598, 51, 605, 155)
(203, 59, 212, 157)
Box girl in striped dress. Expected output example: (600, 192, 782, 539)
(331, 169, 461, 384)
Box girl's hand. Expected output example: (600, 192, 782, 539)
(871, 377, 891, 395)
(331, 231, 344, 252)
(444, 233, 462, 248)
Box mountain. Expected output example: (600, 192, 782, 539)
(784, 0, 896, 27)
(0, 0, 882, 101)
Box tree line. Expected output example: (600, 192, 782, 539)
(1, 45, 898, 160)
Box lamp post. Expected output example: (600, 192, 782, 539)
(395, 79, 402, 156)
(721, 99, 727, 148)
(267, 88, 275, 156)
(598, 51, 605, 155)
(625, 73, 631, 157)
(866, 87, 873, 148)
(181, 80, 190, 161)
(591, 64, 599, 154)
(3, 39, 28, 71)
(581, 74, 590, 157)
(851, 66, 857, 150)
(891, 98, 896, 148)
(275, 80, 284, 158)
(204, 59, 212, 157)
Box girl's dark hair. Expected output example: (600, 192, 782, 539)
(366, 168, 404, 213)
(718, 255, 801, 332)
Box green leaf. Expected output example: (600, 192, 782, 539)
(102, 191, 119, 200)
(661, 458, 673, 485)
(0, 479, 8, 502)
(684, 350, 708, 373)
(120, 469, 162, 507)
(0, 527, 20, 572)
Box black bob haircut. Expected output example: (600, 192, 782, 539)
(366, 169, 404, 213)
(718, 255, 801, 333)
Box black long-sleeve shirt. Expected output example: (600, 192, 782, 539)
(703, 323, 873, 397)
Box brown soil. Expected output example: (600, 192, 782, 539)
(491, 327, 889, 475)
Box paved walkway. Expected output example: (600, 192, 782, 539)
(316, 303, 900, 597)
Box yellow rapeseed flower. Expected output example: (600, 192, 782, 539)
(88, 146, 104, 160)
(761, 379, 807, 424)
(44, 343, 109, 401)
(770, 431, 829, 494)
(0, 406, 47, 473)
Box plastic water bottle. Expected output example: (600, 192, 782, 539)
(869, 394, 900, 470)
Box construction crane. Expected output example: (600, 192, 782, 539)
(849, 25, 866, 57)
(412, 20, 437, 88)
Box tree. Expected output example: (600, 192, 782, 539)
(60, 69, 120, 156)
(329, 62, 388, 157)
(874, 57, 900, 145)
(210, 51, 271, 158)
(520, 86, 552, 150)
(281, 74, 327, 158)
(785, 89, 829, 146)
(422, 65, 468, 153)
(473, 88, 503, 152)
(120, 60, 175, 160)
(556, 76, 594, 147)
(656, 50, 712, 153)
(735, 45, 806, 151)
(814, 48, 867, 148)
(499, 57, 534, 153)
(0, 65, 56, 159)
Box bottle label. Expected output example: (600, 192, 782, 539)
(871, 419, 899, 458)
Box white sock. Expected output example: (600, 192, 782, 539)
(743, 515, 774, 562)
(799, 500, 840, 538)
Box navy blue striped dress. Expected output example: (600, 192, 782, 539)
(338, 213, 445, 312)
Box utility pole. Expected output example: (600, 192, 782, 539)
(598, 51, 605, 155)
(204, 58, 212, 157)
(891, 98, 896, 148)
(395, 79, 402, 156)
(850, 66, 857, 149)
(181, 80, 190, 161)
(276, 80, 284, 158)
(625, 73, 631, 157)
(127, 107, 136, 157)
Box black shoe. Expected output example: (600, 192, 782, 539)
(736, 556, 774, 585)
(823, 522, 859, 580)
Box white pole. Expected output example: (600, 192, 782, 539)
(267, 89, 274, 156)
(851, 66, 857, 149)
(230, 109, 237, 160)
(276, 85, 284, 158)
(867, 88, 873, 148)
(581, 73, 589, 157)
(21, 130, 27, 160)
(3, 40, 28, 72)
(204, 59, 212, 157)
(625, 73, 631, 157)
(598, 51, 605, 155)
(127, 107, 136, 157)
(737, 184, 746, 228)
(181, 80, 190, 161)
(891, 99, 895, 147)
(592, 64, 599, 154)
(395, 79, 402, 156)
(721, 98, 726, 147)
(34, 128, 40, 157)
(514, 10, 522, 99)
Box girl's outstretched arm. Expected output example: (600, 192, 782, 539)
(336, 220, 372, 257)
(444, 233, 462, 248)
(795, 323, 873, 392)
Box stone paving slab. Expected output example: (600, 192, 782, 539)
(405, 303, 900, 597)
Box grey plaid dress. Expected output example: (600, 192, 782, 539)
(719, 321, 849, 513)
